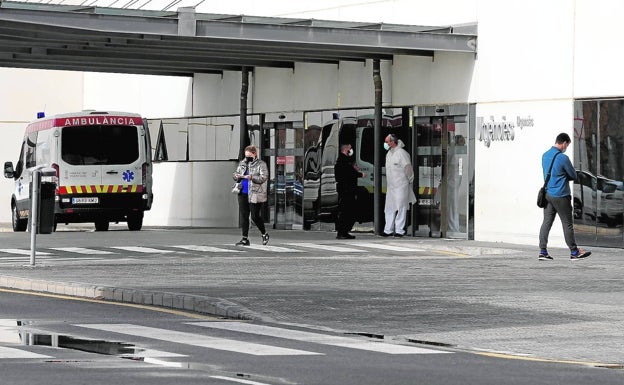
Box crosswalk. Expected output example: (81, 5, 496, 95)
(0, 242, 428, 265)
(0, 321, 450, 361)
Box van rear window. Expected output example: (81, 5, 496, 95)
(61, 125, 139, 165)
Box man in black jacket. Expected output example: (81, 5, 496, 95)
(334, 143, 366, 239)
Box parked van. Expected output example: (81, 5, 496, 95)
(3, 111, 153, 231)
(303, 114, 406, 226)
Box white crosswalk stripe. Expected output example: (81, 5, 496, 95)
(0, 346, 52, 359)
(173, 245, 243, 253)
(0, 249, 53, 256)
(51, 247, 116, 255)
(189, 322, 450, 355)
(285, 243, 366, 253)
(75, 324, 322, 356)
(355, 242, 423, 252)
(243, 245, 304, 253)
(111, 246, 175, 254)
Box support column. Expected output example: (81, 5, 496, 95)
(239, 67, 250, 159)
(373, 60, 383, 235)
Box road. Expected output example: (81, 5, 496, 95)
(1, 289, 622, 385)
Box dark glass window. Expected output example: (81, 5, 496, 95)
(61, 125, 139, 165)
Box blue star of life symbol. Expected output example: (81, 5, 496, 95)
(122, 170, 135, 182)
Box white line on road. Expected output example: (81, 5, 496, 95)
(243, 245, 304, 253)
(173, 245, 243, 253)
(75, 324, 322, 356)
(190, 322, 450, 355)
(355, 242, 423, 252)
(0, 249, 52, 256)
(285, 243, 366, 253)
(0, 346, 52, 359)
(111, 246, 175, 254)
(51, 247, 115, 255)
(210, 375, 275, 385)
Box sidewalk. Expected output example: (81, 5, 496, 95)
(0, 226, 622, 367)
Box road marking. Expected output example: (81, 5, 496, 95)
(243, 245, 304, 253)
(210, 375, 274, 385)
(0, 346, 52, 359)
(75, 324, 322, 356)
(285, 243, 366, 253)
(190, 322, 450, 355)
(173, 245, 243, 253)
(51, 247, 115, 255)
(355, 243, 423, 252)
(0, 249, 53, 256)
(111, 246, 174, 254)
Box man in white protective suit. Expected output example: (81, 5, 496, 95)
(383, 134, 417, 237)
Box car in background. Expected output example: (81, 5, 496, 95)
(573, 169, 623, 227)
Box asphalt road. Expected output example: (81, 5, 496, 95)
(0, 226, 623, 371)
(1, 290, 622, 385)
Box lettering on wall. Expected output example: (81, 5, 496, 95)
(477, 115, 534, 147)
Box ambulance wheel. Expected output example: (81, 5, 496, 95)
(94, 220, 109, 231)
(127, 213, 143, 231)
(12, 203, 27, 232)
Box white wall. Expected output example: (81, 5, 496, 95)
(83, 72, 193, 118)
(574, 0, 624, 98)
(0, 68, 84, 224)
(143, 161, 239, 227)
(475, 100, 573, 246)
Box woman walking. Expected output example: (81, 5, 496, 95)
(233, 145, 270, 246)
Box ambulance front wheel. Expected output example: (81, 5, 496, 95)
(11, 202, 27, 232)
(95, 219, 109, 231)
(127, 212, 143, 231)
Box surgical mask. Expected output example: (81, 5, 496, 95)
(347, 149, 354, 156)
(245, 156, 254, 162)
(383, 143, 390, 151)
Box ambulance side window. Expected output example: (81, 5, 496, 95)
(14, 142, 25, 178)
(25, 131, 37, 169)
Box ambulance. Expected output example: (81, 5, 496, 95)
(3, 111, 153, 231)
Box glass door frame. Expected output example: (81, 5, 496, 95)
(411, 104, 473, 239)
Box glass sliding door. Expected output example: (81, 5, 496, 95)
(574, 100, 624, 248)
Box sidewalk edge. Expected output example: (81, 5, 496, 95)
(0, 275, 258, 320)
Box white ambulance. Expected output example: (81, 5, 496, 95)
(3, 111, 153, 231)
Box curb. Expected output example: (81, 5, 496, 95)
(0, 275, 258, 320)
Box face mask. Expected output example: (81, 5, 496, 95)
(347, 149, 354, 156)
(383, 143, 390, 151)
(245, 156, 254, 162)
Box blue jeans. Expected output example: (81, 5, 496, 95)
(539, 194, 577, 251)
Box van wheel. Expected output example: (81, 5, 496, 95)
(94, 220, 109, 231)
(127, 213, 143, 231)
(12, 203, 27, 232)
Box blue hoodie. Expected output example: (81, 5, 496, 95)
(542, 146, 576, 197)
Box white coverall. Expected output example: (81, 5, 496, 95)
(384, 140, 416, 235)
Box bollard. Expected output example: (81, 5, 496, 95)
(29, 167, 57, 266)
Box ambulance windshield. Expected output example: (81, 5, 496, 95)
(61, 125, 139, 165)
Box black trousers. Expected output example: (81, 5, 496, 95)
(335, 191, 356, 235)
(238, 193, 266, 237)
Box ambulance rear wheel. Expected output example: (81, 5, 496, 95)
(12, 203, 27, 232)
(127, 213, 143, 231)
(94, 220, 109, 231)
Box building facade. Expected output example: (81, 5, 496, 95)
(1, 0, 624, 248)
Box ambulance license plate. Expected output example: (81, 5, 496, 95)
(72, 197, 99, 204)
(418, 199, 432, 206)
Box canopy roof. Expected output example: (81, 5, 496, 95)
(0, 1, 477, 76)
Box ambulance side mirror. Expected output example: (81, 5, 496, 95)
(3, 161, 14, 179)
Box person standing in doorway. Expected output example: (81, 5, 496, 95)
(334, 143, 365, 239)
(539, 133, 591, 261)
(383, 134, 416, 237)
(233, 145, 270, 246)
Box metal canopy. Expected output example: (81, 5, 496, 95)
(0, 1, 477, 77)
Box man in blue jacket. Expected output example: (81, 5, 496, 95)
(539, 133, 591, 261)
